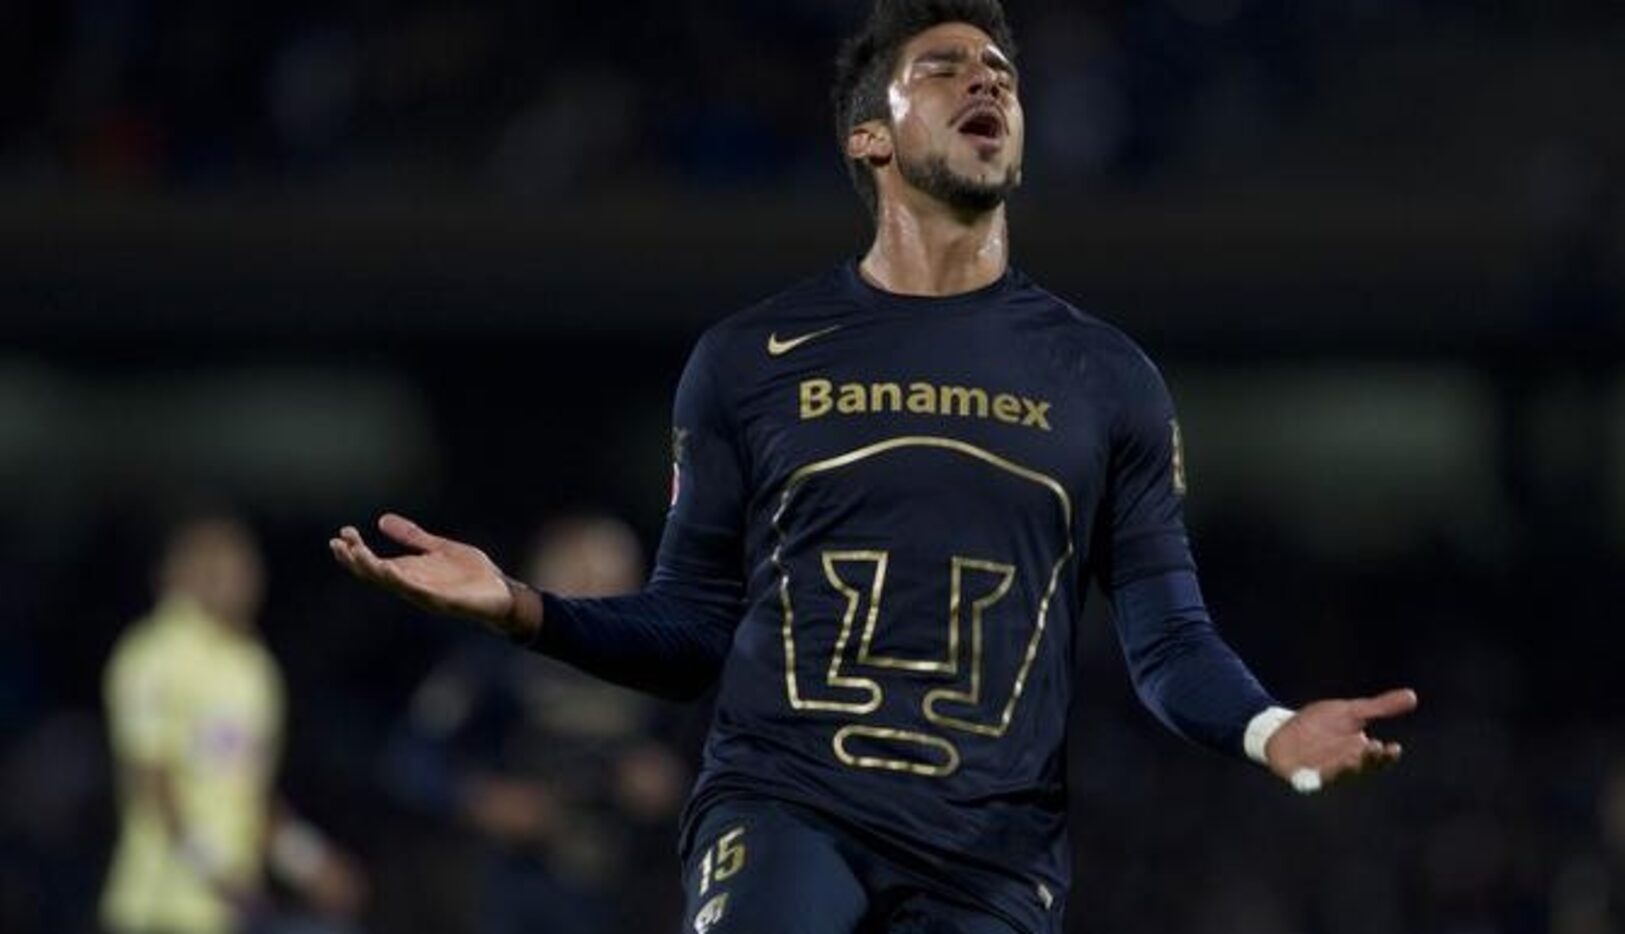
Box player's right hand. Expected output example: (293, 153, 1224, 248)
(330, 514, 515, 629)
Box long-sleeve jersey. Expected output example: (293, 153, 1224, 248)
(527, 261, 1277, 930)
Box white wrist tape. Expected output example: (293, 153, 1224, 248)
(1243, 705, 1296, 765)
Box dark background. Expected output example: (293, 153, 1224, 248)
(2, 1, 1622, 932)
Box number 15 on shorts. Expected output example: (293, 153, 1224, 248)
(698, 826, 747, 897)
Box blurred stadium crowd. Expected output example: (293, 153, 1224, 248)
(1, 1, 1622, 933)
(0, 0, 1617, 194)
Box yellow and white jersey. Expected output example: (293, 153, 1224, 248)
(101, 596, 284, 934)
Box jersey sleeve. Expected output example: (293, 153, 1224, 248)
(524, 331, 746, 700)
(648, 329, 749, 616)
(106, 639, 184, 769)
(1097, 349, 1277, 756)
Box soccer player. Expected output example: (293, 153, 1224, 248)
(105, 516, 365, 934)
(330, 1, 1419, 930)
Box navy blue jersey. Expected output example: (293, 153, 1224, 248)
(529, 262, 1275, 930)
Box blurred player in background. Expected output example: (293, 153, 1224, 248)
(104, 515, 366, 934)
(331, 0, 1419, 930)
(382, 516, 685, 934)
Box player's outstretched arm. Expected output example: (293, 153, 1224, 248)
(331, 334, 746, 700)
(332, 510, 739, 699)
(329, 513, 541, 642)
(1262, 688, 1418, 791)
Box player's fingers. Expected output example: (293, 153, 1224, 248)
(331, 544, 381, 585)
(378, 513, 442, 552)
(331, 537, 376, 581)
(335, 529, 401, 586)
(1340, 740, 1403, 779)
(1350, 688, 1418, 722)
(1311, 736, 1406, 788)
(338, 525, 371, 553)
(331, 532, 442, 614)
(332, 528, 375, 571)
(1366, 741, 1403, 768)
(328, 537, 354, 571)
(1324, 736, 1374, 772)
(330, 529, 370, 575)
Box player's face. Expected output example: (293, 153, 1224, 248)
(884, 23, 1024, 213)
(167, 520, 265, 628)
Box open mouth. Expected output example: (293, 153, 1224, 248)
(957, 109, 1006, 142)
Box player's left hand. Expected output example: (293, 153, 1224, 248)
(1264, 688, 1417, 791)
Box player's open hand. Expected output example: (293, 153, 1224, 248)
(1265, 688, 1417, 792)
(330, 514, 515, 628)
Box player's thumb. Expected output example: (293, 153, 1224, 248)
(1352, 688, 1418, 721)
(378, 513, 441, 551)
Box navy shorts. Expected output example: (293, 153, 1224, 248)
(678, 797, 1024, 934)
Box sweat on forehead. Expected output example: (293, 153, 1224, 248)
(834, 0, 1018, 130)
(900, 23, 1014, 67)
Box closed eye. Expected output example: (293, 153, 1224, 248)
(912, 49, 1019, 90)
(914, 48, 967, 77)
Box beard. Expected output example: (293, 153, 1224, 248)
(895, 148, 1021, 215)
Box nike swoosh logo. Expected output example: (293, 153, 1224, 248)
(767, 325, 842, 357)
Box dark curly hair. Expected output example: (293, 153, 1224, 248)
(832, 0, 1017, 218)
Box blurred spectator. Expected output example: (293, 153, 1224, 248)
(102, 515, 367, 934)
(7, 0, 1507, 195)
(0, 712, 106, 934)
(382, 515, 685, 934)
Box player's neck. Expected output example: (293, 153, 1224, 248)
(860, 196, 1009, 298)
